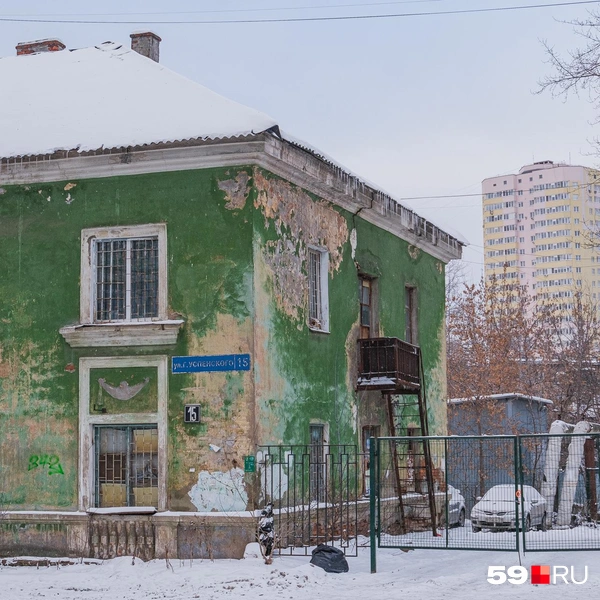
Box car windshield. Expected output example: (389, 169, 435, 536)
(523, 488, 540, 502)
(481, 487, 514, 502)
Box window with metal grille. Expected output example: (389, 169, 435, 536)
(95, 237, 158, 322)
(308, 247, 329, 332)
(405, 285, 418, 345)
(359, 276, 373, 339)
(94, 425, 158, 508)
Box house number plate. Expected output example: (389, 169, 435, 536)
(184, 404, 201, 423)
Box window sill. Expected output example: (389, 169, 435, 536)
(308, 325, 330, 335)
(87, 506, 157, 515)
(59, 320, 184, 348)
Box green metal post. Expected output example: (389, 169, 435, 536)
(445, 437, 449, 549)
(369, 436, 377, 574)
(514, 436, 520, 555)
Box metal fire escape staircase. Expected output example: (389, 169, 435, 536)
(357, 338, 438, 535)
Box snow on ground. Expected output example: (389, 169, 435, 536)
(383, 519, 600, 551)
(1, 541, 599, 600)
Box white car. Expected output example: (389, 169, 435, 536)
(470, 484, 547, 532)
(447, 485, 466, 527)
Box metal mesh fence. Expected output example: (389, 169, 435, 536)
(258, 444, 359, 556)
(377, 436, 519, 551)
(521, 433, 600, 552)
(374, 433, 600, 552)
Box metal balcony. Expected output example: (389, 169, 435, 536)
(357, 337, 421, 392)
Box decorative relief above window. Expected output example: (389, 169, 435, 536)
(59, 223, 183, 347)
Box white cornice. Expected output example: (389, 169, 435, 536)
(0, 141, 266, 185)
(0, 138, 463, 263)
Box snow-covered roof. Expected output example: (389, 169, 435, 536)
(0, 40, 465, 256)
(448, 393, 553, 406)
(282, 130, 469, 246)
(0, 41, 277, 158)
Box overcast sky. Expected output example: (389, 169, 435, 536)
(2, 0, 599, 279)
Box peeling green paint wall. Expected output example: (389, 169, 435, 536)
(0, 167, 257, 510)
(0, 164, 447, 511)
(251, 167, 448, 448)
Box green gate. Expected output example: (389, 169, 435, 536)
(369, 433, 600, 571)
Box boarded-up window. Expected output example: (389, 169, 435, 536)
(95, 425, 158, 508)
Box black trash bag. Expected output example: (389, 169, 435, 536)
(309, 544, 349, 573)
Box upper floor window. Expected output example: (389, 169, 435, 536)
(359, 276, 374, 339)
(405, 285, 418, 345)
(308, 247, 329, 332)
(95, 237, 158, 322)
(60, 224, 182, 347)
(81, 224, 168, 324)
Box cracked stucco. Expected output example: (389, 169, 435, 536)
(171, 313, 255, 510)
(218, 172, 251, 211)
(253, 169, 349, 321)
(408, 245, 421, 260)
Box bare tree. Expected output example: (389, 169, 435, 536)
(446, 260, 469, 305)
(448, 272, 600, 424)
(447, 275, 548, 402)
(538, 11, 600, 116)
(447, 276, 556, 497)
(540, 290, 600, 421)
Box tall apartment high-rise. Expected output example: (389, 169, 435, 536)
(482, 161, 600, 325)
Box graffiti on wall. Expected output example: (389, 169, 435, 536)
(28, 454, 64, 475)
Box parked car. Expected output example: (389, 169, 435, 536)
(447, 485, 466, 527)
(470, 484, 547, 532)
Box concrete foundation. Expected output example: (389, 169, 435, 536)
(0, 512, 257, 560)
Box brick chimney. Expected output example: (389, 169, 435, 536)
(130, 32, 161, 63)
(16, 39, 66, 56)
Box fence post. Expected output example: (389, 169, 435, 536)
(444, 437, 449, 549)
(370, 436, 377, 574)
(514, 436, 521, 555)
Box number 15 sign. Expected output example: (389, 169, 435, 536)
(184, 404, 201, 423)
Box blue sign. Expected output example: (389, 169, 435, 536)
(172, 354, 251, 374)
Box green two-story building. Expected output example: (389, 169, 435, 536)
(0, 33, 463, 559)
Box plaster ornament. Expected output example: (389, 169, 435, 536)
(98, 377, 150, 400)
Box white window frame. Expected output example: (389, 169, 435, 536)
(78, 355, 168, 512)
(307, 246, 330, 333)
(60, 224, 183, 347)
(81, 223, 168, 324)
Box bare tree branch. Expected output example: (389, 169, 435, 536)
(447, 277, 600, 422)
